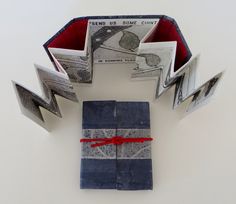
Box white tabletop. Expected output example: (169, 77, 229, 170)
(0, 0, 235, 203)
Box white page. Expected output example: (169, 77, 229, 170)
(89, 18, 159, 64)
(186, 72, 223, 113)
(48, 22, 92, 83)
(12, 64, 78, 130)
(173, 55, 199, 108)
(132, 41, 176, 82)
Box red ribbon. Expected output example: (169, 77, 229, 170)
(80, 136, 153, 148)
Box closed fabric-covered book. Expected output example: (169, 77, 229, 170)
(80, 100, 153, 190)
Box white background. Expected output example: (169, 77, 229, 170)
(0, 0, 236, 203)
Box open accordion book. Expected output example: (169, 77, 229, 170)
(13, 15, 223, 129)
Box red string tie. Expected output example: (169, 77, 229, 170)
(80, 136, 153, 148)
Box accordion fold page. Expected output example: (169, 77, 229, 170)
(13, 15, 223, 130)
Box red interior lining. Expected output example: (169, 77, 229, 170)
(145, 18, 189, 71)
(47, 19, 88, 51)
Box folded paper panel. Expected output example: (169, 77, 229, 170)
(144, 16, 192, 72)
(12, 64, 78, 130)
(12, 15, 223, 131)
(44, 15, 192, 84)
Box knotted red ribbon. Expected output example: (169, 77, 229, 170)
(80, 136, 153, 148)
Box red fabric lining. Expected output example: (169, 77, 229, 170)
(145, 18, 189, 71)
(47, 19, 88, 51)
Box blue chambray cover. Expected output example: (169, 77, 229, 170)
(80, 101, 152, 190)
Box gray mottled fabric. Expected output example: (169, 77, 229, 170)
(80, 101, 153, 190)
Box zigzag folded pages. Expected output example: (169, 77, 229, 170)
(45, 15, 223, 112)
(13, 15, 223, 129)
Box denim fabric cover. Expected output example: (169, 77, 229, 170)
(80, 101, 152, 190)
